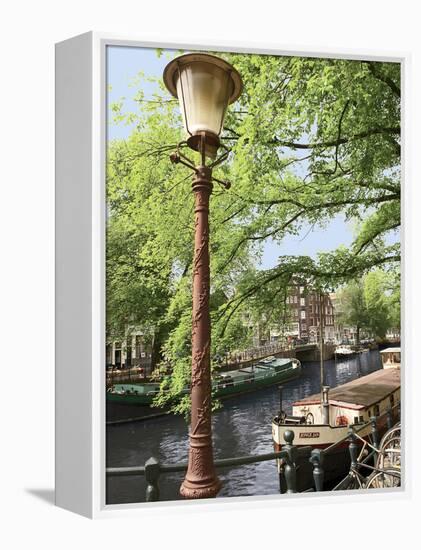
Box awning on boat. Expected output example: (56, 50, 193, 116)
(293, 368, 400, 409)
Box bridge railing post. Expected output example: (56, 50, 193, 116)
(370, 416, 380, 455)
(145, 457, 160, 502)
(283, 430, 297, 493)
(348, 427, 358, 470)
(386, 407, 393, 430)
(310, 448, 324, 491)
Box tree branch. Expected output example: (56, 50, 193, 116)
(354, 221, 400, 255)
(252, 193, 400, 209)
(271, 126, 400, 150)
(364, 62, 401, 98)
(219, 209, 305, 273)
(313, 100, 350, 176)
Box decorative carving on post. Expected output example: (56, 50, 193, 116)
(180, 166, 221, 499)
(145, 457, 160, 502)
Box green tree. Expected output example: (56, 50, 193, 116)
(337, 270, 395, 343)
(107, 51, 400, 413)
(219, 53, 400, 293)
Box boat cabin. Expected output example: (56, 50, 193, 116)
(380, 347, 401, 369)
(290, 368, 400, 427)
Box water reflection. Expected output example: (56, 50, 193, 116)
(106, 350, 382, 504)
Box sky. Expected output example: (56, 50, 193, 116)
(106, 46, 397, 271)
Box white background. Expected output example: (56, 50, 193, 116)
(1, 1, 420, 548)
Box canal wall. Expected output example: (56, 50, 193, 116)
(295, 343, 335, 362)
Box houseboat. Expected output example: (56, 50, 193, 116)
(380, 347, 401, 369)
(334, 344, 357, 359)
(107, 356, 301, 406)
(272, 354, 400, 490)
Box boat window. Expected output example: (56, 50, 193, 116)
(359, 416, 364, 423)
(354, 416, 359, 424)
(390, 394, 395, 407)
(368, 409, 371, 417)
(374, 405, 380, 416)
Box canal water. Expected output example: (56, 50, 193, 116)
(106, 350, 382, 504)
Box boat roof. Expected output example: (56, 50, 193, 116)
(293, 368, 400, 409)
(113, 383, 159, 393)
(220, 358, 292, 378)
(259, 357, 292, 366)
(380, 347, 401, 353)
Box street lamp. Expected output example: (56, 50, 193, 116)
(163, 53, 242, 499)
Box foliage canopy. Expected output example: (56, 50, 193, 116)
(107, 51, 400, 413)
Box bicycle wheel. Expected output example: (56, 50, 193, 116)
(365, 468, 401, 489)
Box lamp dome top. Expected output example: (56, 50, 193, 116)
(163, 52, 243, 105)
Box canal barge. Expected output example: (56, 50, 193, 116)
(334, 345, 357, 359)
(107, 356, 301, 406)
(272, 352, 401, 491)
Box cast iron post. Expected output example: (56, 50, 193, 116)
(370, 416, 380, 455)
(386, 407, 393, 430)
(145, 457, 160, 502)
(283, 430, 297, 493)
(310, 448, 325, 491)
(180, 165, 221, 499)
(348, 427, 358, 470)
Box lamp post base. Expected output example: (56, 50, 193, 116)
(180, 432, 221, 499)
(180, 477, 222, 499)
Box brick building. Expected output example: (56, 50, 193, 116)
(282, 283, 335, 343)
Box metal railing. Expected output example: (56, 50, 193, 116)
(106, 445, 313, 502)
(106, 404, 400, 501)
(301, 404, 400, 492)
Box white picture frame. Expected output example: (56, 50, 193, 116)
(55, 31, 409, 519)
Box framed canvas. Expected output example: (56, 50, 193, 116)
(55, 32, 408, 518)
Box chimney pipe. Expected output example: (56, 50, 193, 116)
(322, 385, 330, 425)
(278, 385, 283, 420)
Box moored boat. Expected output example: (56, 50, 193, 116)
(107, 356, 301, 406)
(272, 354, 401, 491)
(334, 344, 357, 359)
(380, 347, 401, 369)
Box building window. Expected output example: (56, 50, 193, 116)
(301, 310, 306, 319)
(294, 296, 298, 303)
(300, 286, 305, 294)
(300, 298, 305, 306)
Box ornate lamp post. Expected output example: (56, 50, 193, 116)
(163, 53, 242, 499)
